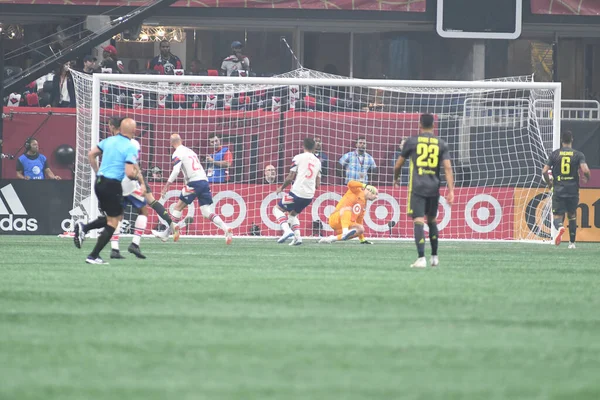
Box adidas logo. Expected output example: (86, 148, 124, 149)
(0, 184, 38, 232)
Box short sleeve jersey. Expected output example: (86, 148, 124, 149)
(172, 145, 208, 183)
(121, 139, 141, 196)
(545, 147, 586, 197)
(97, 134, 138, 181)
(401, 133, 450, 197)
(290, 152, 321, 199)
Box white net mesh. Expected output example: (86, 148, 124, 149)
(71, 70, 559, 241)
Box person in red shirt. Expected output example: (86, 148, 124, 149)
(148, 40, 183, 75)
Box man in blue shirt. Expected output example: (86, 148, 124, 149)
(16, 138, 61, 180)
(73, 118, 140, 265)
(206, 134, 233, 183)
(338, 137, 377, 184)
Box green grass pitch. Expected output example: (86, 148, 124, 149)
(0, 236, 599, 400)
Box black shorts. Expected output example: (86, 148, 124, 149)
(408, 192, 439, 219)
(552, 195, 579, 216)
(95, 176, 124, 217)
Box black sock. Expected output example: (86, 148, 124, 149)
(414, 221, 425, 258)
(83, 216, 107, 233)
(429, 222, 439, 256)
(568, 218, 577, 243)
(150, 200, 173, 225)
(89, 225, 115, 259)
(553, 217, 564, 230)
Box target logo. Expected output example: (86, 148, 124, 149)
(364, 193, 401, 232)
(213, 190, 247, 229)
(260, 192, 282, 230)
(465, 194, 503, 233)
(311, 192, 342, 231)
(352, 203, 362, 215)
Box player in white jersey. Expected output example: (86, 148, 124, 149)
(109, 138, 148, 259)
(152, 134, 233, 244)
(273, 138, 322, 245)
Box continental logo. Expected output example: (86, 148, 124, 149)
(514, 189, 600, 242)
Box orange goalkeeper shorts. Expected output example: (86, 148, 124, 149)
(328, 211, 342, 234)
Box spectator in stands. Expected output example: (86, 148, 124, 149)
(49, 63, 75, 108)
(338, 137, 377, 184)
(206, 134, 233, 183)
(148, 40, 183, 75)
(100, 45, 124, 73)
(82, 55, 98, 74)
(314, 137, 329, 182)
(16, 138, 61, 180)
(221, 41, 250, 76)
(127, 59, 140, 74)
(264, 164, 277, 184)
(187, 59, 204, 75)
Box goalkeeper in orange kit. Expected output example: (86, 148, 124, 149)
(319, 180, 378, 244)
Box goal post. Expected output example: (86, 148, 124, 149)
(72, 70, 561, 242)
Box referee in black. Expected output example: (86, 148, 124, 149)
(74, 118, 140, 264)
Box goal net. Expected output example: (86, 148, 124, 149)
(71, 70, 561, 242)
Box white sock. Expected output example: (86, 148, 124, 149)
(342, 227, 349, 235)
(273, 206, 291, 232)
(132, 215, 147, 246)
(288, 216, 300, 238)
(110, 222, 121, 250)
(201, 205, 228, 232)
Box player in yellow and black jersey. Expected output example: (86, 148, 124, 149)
(394, 113, 454, 268)
(542, 130, 590, 248)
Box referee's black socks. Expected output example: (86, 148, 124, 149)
(150, 200, 173, 225)
(414, 221, 425, 258)
(84, 216, 107, 233)
(89, 224, 115, 259)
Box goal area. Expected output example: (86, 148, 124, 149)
(71, 70, 561, 242)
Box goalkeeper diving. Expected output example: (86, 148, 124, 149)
(319, 180, 378, 244)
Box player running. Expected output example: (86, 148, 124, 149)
(109, 138, 148, 260)
(318, 180, 378, 244)
(273, 138, 321, 245)
(542, 130, 591, 248)
(394, 113, 454, 268)
(153, 134, 233, 244)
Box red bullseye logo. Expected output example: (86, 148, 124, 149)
(465, 194, 502, 233)
(311, 192, 342, 231)
(212, 191, 247, 229)
(364, 193, 400, 232)
(260, 193, 284, 230)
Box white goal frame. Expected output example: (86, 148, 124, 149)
(88, 73, 562, 241)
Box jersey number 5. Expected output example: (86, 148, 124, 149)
(305, 162, 315, 179)
(561, 156, 571, 175)
(416, 143, 439, 169)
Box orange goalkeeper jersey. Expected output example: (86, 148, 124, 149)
(335, 180, 367, 224)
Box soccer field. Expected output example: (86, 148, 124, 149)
(0, 236, 599, 400)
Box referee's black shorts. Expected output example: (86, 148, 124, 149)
(408, 192, 439, 219)
(95, 176, 124, 217)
